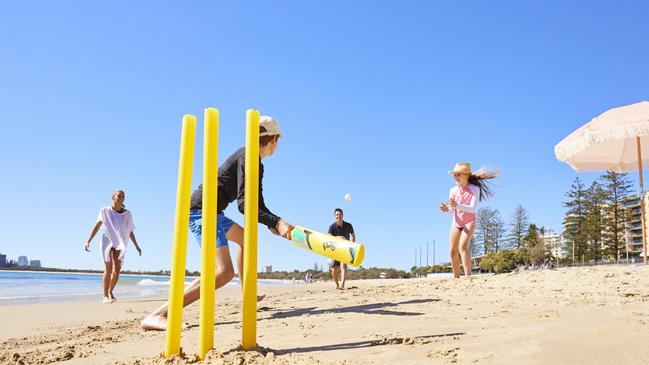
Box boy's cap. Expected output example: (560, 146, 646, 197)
(260, 116, 282, 137)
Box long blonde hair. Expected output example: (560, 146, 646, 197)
(468, 168, 499, 201)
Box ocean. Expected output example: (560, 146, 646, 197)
(0, 270, 288, 305)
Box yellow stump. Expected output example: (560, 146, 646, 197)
(198, 108, 219, 359)
(242, 109, 260, 350)
(165, 115, 197, 357)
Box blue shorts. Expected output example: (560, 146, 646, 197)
(188, 210, 235, 248)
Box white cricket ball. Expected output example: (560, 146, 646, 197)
(344, 193, 352, 202)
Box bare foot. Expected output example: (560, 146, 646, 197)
(109, 293, 117, 302)
(102, 296, 112, 304)
(141, 314, 168, 331)
(141, 315, 190, 331)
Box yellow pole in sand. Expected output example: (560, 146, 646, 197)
(165, 115, 197, 357)
(198, 108, 219, 359)
(242, 109, 260, 350)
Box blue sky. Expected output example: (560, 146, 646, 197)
(1, 1, 648, 272)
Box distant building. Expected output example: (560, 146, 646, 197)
(261, 265, 272, 273)
(562, 193, 649, 262)
(17, 256, 29, 267)
(29, 260, 41, 268)
(562, 214, 579, 261)
(542, 229, 568, 259)
(0, 253, 6, 267)
(620, 193, 649, 260)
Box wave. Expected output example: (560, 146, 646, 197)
(0, 277, 281, 304)
(137, 279, 170, 287)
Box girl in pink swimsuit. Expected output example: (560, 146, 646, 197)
(440, 163, 498, 278)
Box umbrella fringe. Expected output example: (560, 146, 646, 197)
(555, 124, 649, 161)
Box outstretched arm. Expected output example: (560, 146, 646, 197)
(84, 221, 102, 251)
(129, 232, 142, 256)
(236, 160, 292, 239)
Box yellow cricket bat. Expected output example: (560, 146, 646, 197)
(290, 226, 365, 267)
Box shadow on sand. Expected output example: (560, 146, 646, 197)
(275, 332, 466, 354)
(206, 298, 440, 326)
(270, 298, 439, 319)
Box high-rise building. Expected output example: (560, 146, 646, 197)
(620, 193, 649, 260)
(17, 256, 29, 267)
(542, 229, 568, 259)
(563, 193, 649, 262)
(0, 253, 6, 266)
(29, 260, 42, 268)
(562, 214, 579, 261)
(262, 265, 273, 273)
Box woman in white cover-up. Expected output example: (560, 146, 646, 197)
(84, 190, 142, 303)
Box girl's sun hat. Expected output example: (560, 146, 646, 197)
(449, 162, 472, 175)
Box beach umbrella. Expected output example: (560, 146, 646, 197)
(555, 101, 649, 265)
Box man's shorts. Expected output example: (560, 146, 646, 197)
(331, 260, 341, 268)
(188, 210, 235, 248)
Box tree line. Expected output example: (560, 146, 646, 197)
(474, 219, 553, 273)
(473, 171, 637, 273)
(563, 171, 635, 263)
(471, 204, 534, 257)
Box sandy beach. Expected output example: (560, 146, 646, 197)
(1, 265, 648, 365)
